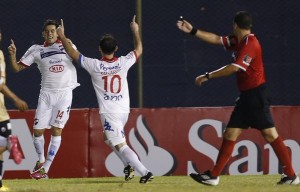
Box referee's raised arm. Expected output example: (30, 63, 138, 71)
(176, 18, 222, 45)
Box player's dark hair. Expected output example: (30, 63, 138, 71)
(99, 34, 117, 55)
(42, 19, 59, 31)
(234, 11, 252, 29)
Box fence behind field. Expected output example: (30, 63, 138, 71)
(0, 0, 299, 109)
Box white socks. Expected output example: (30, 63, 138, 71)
(119, 145, 148, 176)
(33, 135, 45, 163)
(43, 136, 62, 172)
(104, 140, 149, 176)
(105, 140, 127, 167)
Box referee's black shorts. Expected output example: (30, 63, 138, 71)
(227, 83, 275, 130)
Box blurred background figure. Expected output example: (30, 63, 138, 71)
(0, 28, 6, 114)
(0, 27, 29, 190)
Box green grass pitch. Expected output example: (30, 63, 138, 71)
(2, 174, 299, 192)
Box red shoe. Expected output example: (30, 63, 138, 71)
(30, 167, 47, 180)
(8, 135, 22, 164)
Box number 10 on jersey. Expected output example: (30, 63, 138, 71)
(102, 75, 123, 101)
(102, 75, 122, 93)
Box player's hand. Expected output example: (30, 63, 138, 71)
(195, 74, 208, 86)
(8, 39, 17, 55)
(57, 19, 65, 38)
(177, 19, 193, 34)
(130, 15, 139, 33)
(14, 98, 28, 112)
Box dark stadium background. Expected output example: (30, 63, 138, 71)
(0, 0, 299, 109)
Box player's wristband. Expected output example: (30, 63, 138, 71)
(205, 72, 210, 80)
(190, 27, 197, 36)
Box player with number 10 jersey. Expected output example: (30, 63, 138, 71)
(79, 51, 136, 114)
(57, 15, 154, 183)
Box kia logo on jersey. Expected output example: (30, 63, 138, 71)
(49, 65, 64, 73)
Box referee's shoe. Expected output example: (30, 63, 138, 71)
(277, 174, 300, 185)
(190, 170, 220, 186)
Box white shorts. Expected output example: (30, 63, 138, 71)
(100, 113, 129, 146)
(33, 89, 73, 129)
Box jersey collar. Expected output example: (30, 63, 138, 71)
(43, 39, 62, 47)
(100, 57, 118, 63)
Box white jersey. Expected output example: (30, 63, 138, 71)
(20, 41, 79, 91)
(79, 51, 137, 113)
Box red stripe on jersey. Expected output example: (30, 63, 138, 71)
(100, 57, 118, 63)
(18, 61, 29, 67)
(43, 39, 62, 47)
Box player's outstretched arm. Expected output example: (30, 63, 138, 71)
(130, 15, 142, 58)
(57, 19, 80, 63)
(176, 17, 222, 46)
(8, 39, 25, 72)
(0, 84, 28, 111)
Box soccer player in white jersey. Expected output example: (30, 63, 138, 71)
(56, 15, 154, 183)
(8, 19, 80, 180)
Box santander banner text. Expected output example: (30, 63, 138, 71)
(5, 107, 300, 178)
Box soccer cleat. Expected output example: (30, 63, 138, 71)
(30, 167, 47, 180)
(124, 165, 135, 181)
(32, 161, 44, 172)
(139, 171, 154, 184)
(190, 170, 219, 186)
(0, 185, 9, 192)
(277, 174, 300, 185)
(8, 135, 22, 164)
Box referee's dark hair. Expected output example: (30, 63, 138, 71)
(42, 19, 59, 31)
(99, 34, 118, 55)
(234, 11, 252, 30)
